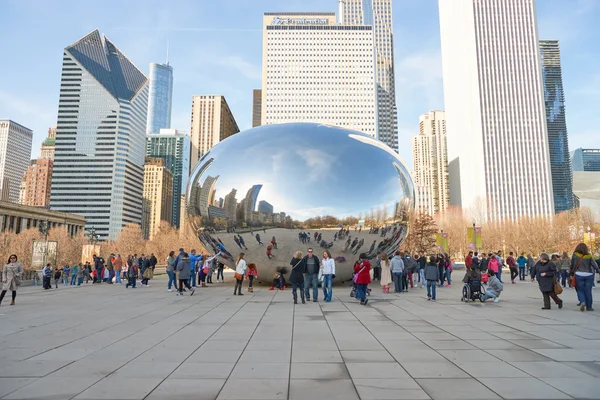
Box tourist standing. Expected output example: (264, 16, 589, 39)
(559, 252, 570, 288)
(570, 243, 600, 312)
(535, 253, 563, 310)
(42, 263, 52, 289)
(189, 249, 201, 288)
(517, 253, 527, 281)
(246, 263, 258, 293)
(216, 261, 225, 283)
(126, 261, 138, 288)
(303, 248, 320, 302)
(354, 253, 371, 305)
(234, 253, 247, 296)
(290, 251, 306, 304)
(320, 250, 335, 302)
(0, 255, 23, 306)
(166, 251, 177, 292)
(390, 251, 404, 293)
(507, 252, 518, 284)
(70, 264, 78, 286)
(425, 256, 439, 301)
(113, 255, 123, 285)
(176, 253, 195, 296)
(418, 251, 426, 288)
(53, 268, 61, 289)
(76, 263, 84, 286)
(380, 253, 392, 293)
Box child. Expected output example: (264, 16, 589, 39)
(33, 271, 40, 286)
(77, 263, 84, 286)
(126, 263, 138, 288)
(424, 256, 440, 301)
(266, 245, 273, 259)
(485, 270, 503, 303)
(246, 263, 258, 293)
(53, 268, 62, 289)
(63, 265, 70, 285)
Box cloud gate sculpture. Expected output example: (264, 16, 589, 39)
(186, 123, 414, 283)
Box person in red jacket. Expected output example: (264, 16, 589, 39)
(353, 253, 372, 305)
(465, 251, 473, 269)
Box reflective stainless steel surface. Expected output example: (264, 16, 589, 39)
(186, 123, 414, 283)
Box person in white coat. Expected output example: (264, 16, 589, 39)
(1, 254, 23, 306)
(234, 253, 247, 296)
(320, 250, 336, 302)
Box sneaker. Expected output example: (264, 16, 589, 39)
(558, 301, 563, 309)
(512, 281, 515, 284)
(427, 296, 431, 301)
(580, 304, 586, 312)
(146, 285, 151, 288)
(269, 286, 274, 290)
(493, 298, 500, 303)
(360, 300, 365, 305)
(432, 299, 436, 302)
(364, 299, 368, 305)
(313, 299, 318, 302)
(168, 289, 173, 292)
(587, 308, 594, 311)
(190, 288, 195, 296)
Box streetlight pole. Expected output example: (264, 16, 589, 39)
(472, 222, 476, 252)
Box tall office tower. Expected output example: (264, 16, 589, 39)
(252, 89, 262, 127)
(339, 0, 398, 151)
(40, 126, 56, 160)
(146, 128, 190, 228)
(0, 120, 33, 202)
(223, 188, 238, 224)
(19, 159, 53, 207)
(50, 30, 149, 240)
(572, 148, 600, 172)
(142, 157, 173, 239)
(540, 40, 574, 213)
(571, 148, 600, 215)
(258, 200, 274, 214)
(190, 95, 239, 169)
(146, 62, 173, 134)
(261, 12, 377, 137)
(412, 111, 449, 215)
(439, 0, 554, 220)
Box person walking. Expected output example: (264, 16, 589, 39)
(380, 253, 392, 293)
(76, 263, 84, 286)
(290, 251, 306, 304)
(216, 261, 225, 283)
(418, 251, 426, 288)
(246, 263, 258, 293)
(189, 249, 201, 288)
(126, 261, 138, 289)
(176, 253, 195, 296)
(425, 256, 440, 301)
(535, 253, 563, 310)
(166, 251, 177, 292)
(0, 255, 23, 306)
(234, 253, 247, 296)
(53, 268, 61, 289)
(70, 264, 78, 286)
(320, 250, 335, 302)
(507, 252, 518, 284)
(142, 256, 153, 287)
(570, 243, 600, 311)
(255, 233, 263, 245)
(391, 251, 404, 293)
(354, 253, 371, 305)
(303, 248, 320, 302)
(559, 252, 571, 288)
(517, 253, 527, 281)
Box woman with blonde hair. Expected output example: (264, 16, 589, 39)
(234, 253, 247, 296)
(379, 253, 392, 293)
(289, 251, 306, 304)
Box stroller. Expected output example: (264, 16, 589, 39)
(349, 271, 371, 297)
(461, 280, 486, 302)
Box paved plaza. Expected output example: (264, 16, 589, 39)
(1, 276, 600, 400)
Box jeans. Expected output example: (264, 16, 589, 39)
(70, 275, 77, 285)
(126, 277, 136, 288)
(401, 272, 408, 291)
(427, 280, 437, 299)
(322, 274, 333, 301)
(519, 267, 525, 280)
(217, 268, 224, 281)
(54, 279, 59, 288)
(419, 269, 425, 287)
(77, 277, 83, 286)
(497, 268, 503, 282)
(392, 273, 402, 292)
(438, 267, 445, 286)
(485, 289, 498, 300)
(304, 273, 318, 300)
(248, 275, 254, 288)
(560, 270, 568, 287)
(115, 272, 121, 284)
(355, 283, 368, 302)
(189, 271, 196, 287)
(575, 274, 594, 309)
(446, 270, 452, 285)
(234, 278, 243, 294)
(167, 271, 176, 290)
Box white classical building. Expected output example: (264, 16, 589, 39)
(439, 0, 554, 221)
(261, 12, 377, 138)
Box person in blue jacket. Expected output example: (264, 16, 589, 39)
(189, 249, 202, 288)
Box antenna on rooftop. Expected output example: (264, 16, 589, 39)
(166, 39, 170, 66)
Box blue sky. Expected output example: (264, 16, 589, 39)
(1, 0, 599, 166)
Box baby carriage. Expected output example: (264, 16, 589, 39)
(461, 279, 486, 302)
(349, 271, 371, 297)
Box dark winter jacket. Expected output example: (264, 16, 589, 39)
(424, 263, 440, 281)
(570, 253, 600, 275)
(177, 257, 192, 280)
(289, 257, 305, 284)
(535, 260, 557, 293)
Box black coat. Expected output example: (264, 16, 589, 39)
(535, 261, 557, 293)
(289, 257, 305, 284)
(302, 255, 320, 274)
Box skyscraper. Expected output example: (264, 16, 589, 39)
(571, 148, 600, 216)
(190, 95, 239, 169)
(572, 148, 600, 172)
(258, 200, 274, 214)
(50, 30, 149, 240)
(340, 0, 398, 151)
(40, 126, 56, 161)
(20, 159, 53, 207)
(146, 128, 190, 228)
(0, 120, 33, 203)
(142, 157, 173, 239)
(252, 89, 262, 127)
(412, 111, 449, 215)
(146, 62, 173, 134)
(439, 0, 554, 220)
(261, 12, 377, 138)
(540, 40, 574, 213)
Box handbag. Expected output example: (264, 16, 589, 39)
(318, 268, 323, 282)
(554, 278, 563, 295)
(353, 263, 366, 284)
(234, 272, 243, 280)
(571, 256, 584, 287)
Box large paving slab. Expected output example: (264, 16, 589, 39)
(1, 272, 599, 399)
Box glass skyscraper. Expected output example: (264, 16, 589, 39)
(340, 0, 398, 152)
(572, 148, 600, 172)
(540, 40, 574, 213)
(50, 30, 149, 240)
(146, 63, 173, 134)
(146, 129, 190, 228)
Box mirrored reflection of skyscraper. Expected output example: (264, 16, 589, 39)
(223, 189, 238, 224)
(340, 0, 398, 151)
(540, 40, 574, 213)
(146, 63, 173, 134)
(241, 184, 262, 223)
(146, 129, 190, 228)
(50, 30, 149, 240)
